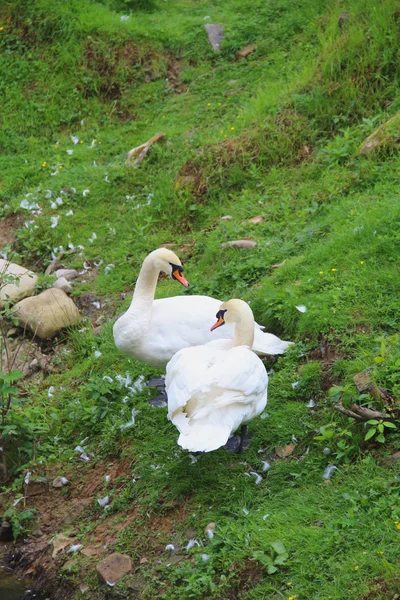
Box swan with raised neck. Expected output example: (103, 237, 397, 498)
(211, 299, 255, 348)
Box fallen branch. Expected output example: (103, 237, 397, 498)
(45, 248, 77, 276)
(335, 400, 392, 422)
(127, 131, 165, 166)
(350, 404, 391, 421)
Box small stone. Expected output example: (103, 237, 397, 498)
(0, 259, 38, 307)
(55, 268, 78, 281)
(353, 370, 380, 399)
(52, 533, 74, 558)
(139, 557, 148, 565)
(221, 240, 257, 249)
(12, 288, 81, 340)
(29, 358, 39, 371)
(221, 215, 233, 220)
(0, 520, 13, 542)
(79, 584, 89, 594)
(96, 553, 133, 584)
(237, 44, 257, 59)
(204, 23, 224, 51)
(81, 547, 101, 558)
(247, 215, 263, 224)
(204, 522, 216, 535)
(271, 261, 286, 270)
(338, 11, 349, 28)
(52, 276, 72, 294)
(52, 476, 68, 488)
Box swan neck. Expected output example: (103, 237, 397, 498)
(232, 311, 254, 348)
(131, 256, 159, 307)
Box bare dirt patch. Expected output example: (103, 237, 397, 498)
(0, 213, 24, 246)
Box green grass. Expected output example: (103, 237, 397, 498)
(0, 0, 400, 598)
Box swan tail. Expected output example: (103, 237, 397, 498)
(177, 422, 232, 453)
(253, 329, 293, 356)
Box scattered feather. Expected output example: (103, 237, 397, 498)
(71, 136, 79, 144)
(186, 539, 200, 551)
(104, 263, 115, 274)
(94, 351, 102, 359)
(188, 453, 198, 464)
(291, 381, 299, 389)
(24, 471, 31, 485)
(105, 175, 110, 183)
(94, 259, 103, 267)
(120, 14, 130, 21)
(249, 471, 263, 485)
(260, 411, 269, 420)
(150, 464, 160, 470)
(13, 497, 23, 507)
(88, 232, 96, 242)
(69, 544, 82, 553)
(261, 460, 271, 472)
(106, 581, 116, 587)
(66, 209, 74, 216)
(295, 304, 307, 313)
(105, 475, 111, 483)
(323, 447, 331, 455)
(102, 376, 113, 383)
(120, 408, 139, 430)
(323, 465, 338, 480)
(165, 544, 175, 551)
(242, 508, 249, 515)
(263, 514, 270, 521)
(97, 495, 109, 508)
(307, 399, 315, 408)
(201, 554, 210, 562)
(50, 216, 59, 228)
(48, 386, 55, 398)
(91, 301, 101, 309)
(82, 189, 90, 197)
(66, 149, 73, 155)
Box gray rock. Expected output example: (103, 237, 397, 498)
(0, 259, 38, 307)
(52, 276, 72, 294)
(204, 24, 224, 51)
(0, 520, 13, 541)
(12, 288, 81, 340)
(55, 268, 78, 281)
(96, 552, 133, 584)
(221, 240, 257, 249)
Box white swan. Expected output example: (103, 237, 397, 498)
(166, 299, 268, 452)
(113, 248, 292, 368)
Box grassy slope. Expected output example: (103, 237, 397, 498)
(0, 0, 400, 598)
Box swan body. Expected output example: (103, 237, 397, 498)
(166, 299, 268, 452)
(113, 249, 292, 368)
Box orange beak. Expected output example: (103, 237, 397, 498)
(173, 269, 189, 287)
(210, 315, 225, 331)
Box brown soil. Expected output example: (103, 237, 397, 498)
(0, 213, 24, 247)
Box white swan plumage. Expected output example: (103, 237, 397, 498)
(113, 248, 292, 368)
(166, 299, 268, 452)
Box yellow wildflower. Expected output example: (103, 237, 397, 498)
(354, 565, 359, 570)
(362, 551, 367, 555)
(331, 268, 337, 272)
(288, 596, 297, 600)
(41, 161, 46, 167)
(59, 165, 63, 169)
(218, 102, 221, 106)
(360, 261, 364, 264)
(207, 103, 211, 106)
(80, 140, 84, 143)
(230, 127, 235, 130)
(377, 551, 384, 554)
(397, 523, 400, 529)
(287, 582, 292, 586)
(162, 115, 165, 118)
(319, 271, 324, 274)
(0, 27, 4, 31)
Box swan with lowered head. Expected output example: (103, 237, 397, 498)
(113, 248, 292, 368)
(166, 299, 268, 452)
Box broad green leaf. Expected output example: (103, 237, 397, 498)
(364, 428, 376, 441)
(271, 540, 286, 555)
(376, 433, 385, 443)
(383, 422, 397, 428)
